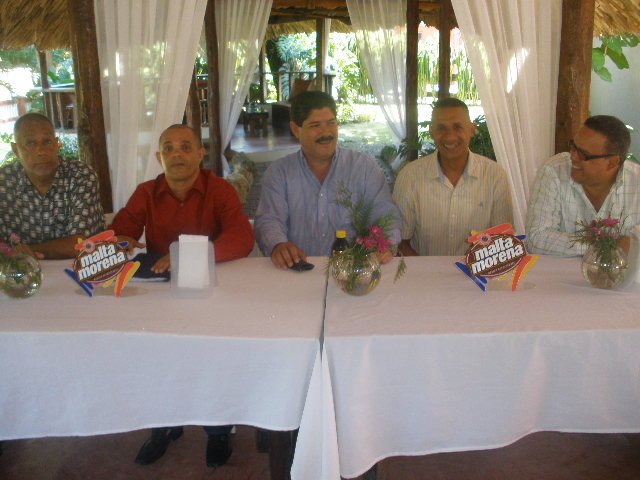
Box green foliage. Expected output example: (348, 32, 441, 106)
(592, 34, 639, 82)
(0, 47, 39, 72)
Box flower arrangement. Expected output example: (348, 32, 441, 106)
(0, 233, 22, 267)
(328, 185, 406, 294)
(0, 233, 42, 298)
(571, 216, 628, 288)
(571, 217, 624, 261)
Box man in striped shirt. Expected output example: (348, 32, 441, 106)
(393, 98, 513, 256)
(525, 115, 638, 256)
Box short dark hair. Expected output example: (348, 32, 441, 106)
(158, 124, 202, 147)
(584, 115, 631, 161)
(13, 112, 54, 139)
(432, 97, 470, 115)
(290, 91, 337, 126)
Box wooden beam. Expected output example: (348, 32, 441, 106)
(555, 0, 595, 154)
(405, 0, 419, 161)
(205, 0, 223, 176)
(438, 0, 453, 99)
(316, 18, 324, 90)
(37, 50, 52, 119)
(67, 0, 113, 213)
(259, 43, 267, 103)
(185, 67, 202, 141)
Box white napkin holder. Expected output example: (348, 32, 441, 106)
(169, 235, 216, 297)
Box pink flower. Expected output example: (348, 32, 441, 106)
(362, 236, 377, 250)
(369, 225, 383, 238)
(0, 242, 12, 255)
(377, 237, 391, 253)
(9, 232, 21, 245)
(602, 218, 620, 228)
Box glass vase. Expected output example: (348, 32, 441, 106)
(1, 253, 42, 298)
(581, 243, 628, 290)
(332, 253, 381, 296)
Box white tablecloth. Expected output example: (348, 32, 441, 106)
(322, 256, 640, 478)
(0, 257, 326, 447)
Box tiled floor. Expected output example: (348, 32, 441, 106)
(3, 430, 640, 479)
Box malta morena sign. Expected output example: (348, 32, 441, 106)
(64, 230, 140, 297)
(455, 224, 538, 292)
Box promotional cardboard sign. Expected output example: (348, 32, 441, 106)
(64, 230, 140, 297)
(455, 224, 537, 292)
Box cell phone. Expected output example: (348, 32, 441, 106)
(289, 260, 315, 272)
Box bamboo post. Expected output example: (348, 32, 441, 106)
(555, 0, 595, 154)
(205, 0, 223, 176)
(438, 0, 453, 99)
(67, 0, 113, 213)
(405, 0, 419, 161)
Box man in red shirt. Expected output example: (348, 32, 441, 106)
(111, 124, 254, 271)
(110, 124, 254, 467)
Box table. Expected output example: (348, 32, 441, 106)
(321, 256, 640, 478)
(242, 108, 269, 136)
(0, 257, 326, 457)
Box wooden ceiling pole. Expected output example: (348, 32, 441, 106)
(555, 0, 595, 154)
(67, 0, 113, 213)
(438, 0, 453, 99)
(204, 0, 223, 176)
(185, 67, 202, 141)
(405, 0, 419, 161)
(316, 18, 325, 90)
(259, 43, 267, 103)
(37, 51, 53, 122)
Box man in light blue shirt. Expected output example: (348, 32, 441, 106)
(255, 91, 400, 269)
(526, 115, 639, 256)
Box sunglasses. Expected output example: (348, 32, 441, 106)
(568, 139, 616, 161)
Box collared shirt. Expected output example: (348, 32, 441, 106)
(525, 152, 640, 257)
(0, 158, 104, 244)
(392, 151, 514, 256)
(110, 169, 254, 262)
(254, 146, 401, 256)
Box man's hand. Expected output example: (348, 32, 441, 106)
(618, 235, 631, 255)
(151, 254, 171, 273)
(117, 236, 145, 254)
(14, 243, 44, 259)
(270, 242, 307, 270)
(398, 239, 418, 256)
(376, 250, 394, 265)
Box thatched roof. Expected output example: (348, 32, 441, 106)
(0, 0, 70, 50)
(0, 0, 638, 51)
(594, 0, 640, 36)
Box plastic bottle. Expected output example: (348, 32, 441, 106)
(331, 230, 349, 256)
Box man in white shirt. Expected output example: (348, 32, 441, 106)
(526, 115, 639, 256)
(393, 97, 513, 256)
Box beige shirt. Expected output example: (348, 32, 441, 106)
(393, 151, 514, 256)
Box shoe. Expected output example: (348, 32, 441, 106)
(206, 433, 232, 468)
(134, 427, 184, 465)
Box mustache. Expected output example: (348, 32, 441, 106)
(316, 136, 335, 143)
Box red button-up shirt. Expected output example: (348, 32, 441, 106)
(110, 169, 254, 262)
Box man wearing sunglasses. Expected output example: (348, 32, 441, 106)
(525, 115, 639, 256)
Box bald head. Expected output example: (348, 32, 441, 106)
(158, 124, 201, 148)
(14, 112, 55, 142)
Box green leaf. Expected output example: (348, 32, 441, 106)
(625, 34, 639, 47)
(592, 47, 606, 69)
(594, 66, 613, 82)
(602, 36, 624, 54)
(606, 49, 629, 69)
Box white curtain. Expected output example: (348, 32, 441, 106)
(95, 0, 207, 210)
(450, 0, 562, 233)
(346, 0, 406, 144)
(216, 0, 272, 174)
